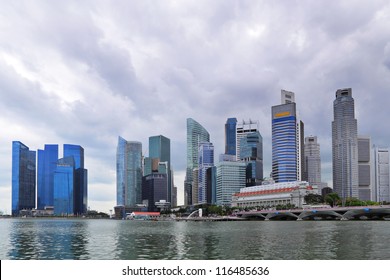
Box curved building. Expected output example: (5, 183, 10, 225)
(185, 118, 210, 206)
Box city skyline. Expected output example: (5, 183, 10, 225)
(1, 1, 390, 214)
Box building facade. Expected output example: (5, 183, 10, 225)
(357, 136, 371, 200)
(225, 117, 237, 156)
(216, 161, 246, 206)
(37, 144, 58, 210)
(231, 181, 318, 209)
(304, 136, 321, 187)
(185, 118, 210, 206)
(372, 146, 390, 203)
(272, 90, 304, 183)
(142, 173, 168, 212)
(116, 136, 143, 207)
(332, 88, 359, 201)
(239, 131, 263, 186)
(53, 156, 75, 215)
(198, 142, 214, 204)
(12, 141, 36, 216)
(236, 120, 259, 161)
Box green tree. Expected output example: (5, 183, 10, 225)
(324, 193, 340, 207)
(304, 193, 324, 204)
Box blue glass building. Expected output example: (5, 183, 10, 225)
(54, 156, 75, 215)
(240, 131, 263, 186)
(116, 136, 142, 207)
(64, 144, 87, 214)
(225, 118, 237, 156)
(272, 95, 298, 182)
(37, 144, 58, 209)
(198, 142, 214, 204)
(12, 141, 36, 216)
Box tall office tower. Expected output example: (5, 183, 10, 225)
(332, 88, 359, 201)
(240, 132, 263, 186)
(53, 156, 75, 215)
(206, 166, 217, 204)
(198, 142, 214, 204)
(64, 144, 88, 215)
(271, 90, 304, 182)
(357, 136, 372, 200)
(304, 136, 321, 187)
(12, 141, 36, 216)
(236, 120, 259, 161)
(116, 136, 143, 207)
(225, 118, 237, 156)
(192, 168, 199, 205)
(184, 118, 210, 206)
(372, 146, 390, 202)
(149, 135, 172, 204)
(216, 161, 246, 205)
(37, 144, 58, 210)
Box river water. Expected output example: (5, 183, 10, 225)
(1, 218, 389, 260)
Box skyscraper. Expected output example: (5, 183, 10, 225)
(198, 142, 214, 204)
(358, 136, 371, 200)
(304, 136, 321, 187)
(148, 135, 172, 204)
(240, 131, 263, 186)
(372, 146, 390, 203)
(184, 118, 210, 206)
(64, 144, 88, 215)
(216, 161, 246, 206)
(116, 136, 142, 207)
(271, 90, 304, 182)
(332, 88, 359, 201)
(54, 156, 75, 215)
(225, 118, 237, 156)
(236, 120, 259, 161)
(12, 141, 36, 216)
(37, 144, 58, 210)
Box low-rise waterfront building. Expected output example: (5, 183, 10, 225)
(231, 181, 318, 208)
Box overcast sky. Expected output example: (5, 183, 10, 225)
(1, 0, 390, 214)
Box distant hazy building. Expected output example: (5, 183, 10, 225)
(357, 136, 371, 200)
(37, 144, 58, 210)
(225, 117, 237, 156)
(271, 90, 304, 183)
(185, 118, 210, 206)
(372, 146, 390, 203)
(12, 141, 36, 216)
(116, 136, 143, 207)
(239, 131, 263, 186)
(304, 136, 321, 187)
(216, 161, 246, 206)
(198, 142, 214, 204)
(332, 88, 359, 201)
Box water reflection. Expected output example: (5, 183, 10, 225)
(2, 219, 390, 260)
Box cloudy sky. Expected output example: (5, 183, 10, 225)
(1, 0, 390, 214)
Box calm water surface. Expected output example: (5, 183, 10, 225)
(1, 218, 389, 260)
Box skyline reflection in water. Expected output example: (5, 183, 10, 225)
(1, 219, 390, 260)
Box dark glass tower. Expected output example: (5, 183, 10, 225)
(12, 141, 36, 216)
(64, 144, 88, 215)
(198, 142, 214, 204)
(225, 118, 237, 156)
(37, 144, 58, 209)
(240, 131, 263, 186)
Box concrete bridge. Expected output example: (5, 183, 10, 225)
(236, 206, 390, 221)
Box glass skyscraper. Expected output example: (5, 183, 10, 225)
(149, 135, 171, 204)
(54, 156, 75, 215)
(12, 141, 36, 216)
(304, 136, 321, 187)
(271, 90, 305, 183)
(332, 88, 359, 201)
(240, 131, 263, 186)
(37, 144, 58, 210)
(64, 144, 88, 215)
(225, 118, 237, 156)
(216, 161, 246, 206)
(185, 118, 210, 206)
(116, 136, 142, 207)
(198, 142, 214, 204)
